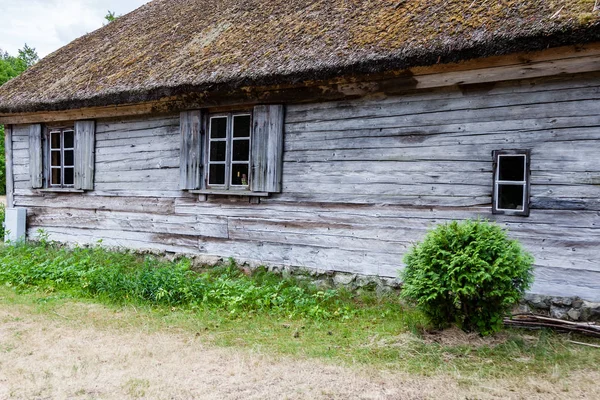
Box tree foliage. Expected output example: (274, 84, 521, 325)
(400, 220, 534, 336)
(104, 10, 119, 24)
(0, 44, 39, 195)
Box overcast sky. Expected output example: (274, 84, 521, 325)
(0, 0, 151, 58)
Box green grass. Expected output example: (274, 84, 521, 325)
(0, 239, 599, 380)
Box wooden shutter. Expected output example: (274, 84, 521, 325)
(251, 105, 284, 193)
(179, 110, 204, 190)
(28, 124, 43, 189)
(74, 120, 96, 190)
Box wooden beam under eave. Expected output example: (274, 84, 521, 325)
(2, 42, 600, 125)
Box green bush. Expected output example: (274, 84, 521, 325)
(400, 220, 534, 335)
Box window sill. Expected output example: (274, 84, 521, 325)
(38, 188, 85, 193)
(188, 190, 269, 197)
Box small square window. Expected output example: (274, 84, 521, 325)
(493, 150, 530, 216)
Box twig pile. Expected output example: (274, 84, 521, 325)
(504, 314, 600, 339)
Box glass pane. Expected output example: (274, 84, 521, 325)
(64, 168, 74, 185)
(209, 141, 227, 162)
(231, 164, 249, 186)
(51, 168, 61, 185)
(63, 131, 74, 148)
(232, 139, 250, 161)
(498, 184, 524, 210)
(51, 150, 61, 167)
(64, 150, 74, 166)
(233, 115, 251, 138)
(498, 155, 525, 181)
(209, 164, 226, 185)
(210, 117, 227, 139)
(51, 132, 61, 149)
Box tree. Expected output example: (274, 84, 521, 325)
(104, 10, 119, 23)
(0, 44, 39, 195)
(18, 44, 39, 68)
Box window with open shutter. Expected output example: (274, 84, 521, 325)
(181, 105, 284, 197)
(32, 120, 96, 191)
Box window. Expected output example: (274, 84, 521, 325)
(492, 150, 530, 216)
(48, 128, 75, 188)
(29, 121, 96, 191)
(207, 113, 251, 190)
(179, 105, 284, 195)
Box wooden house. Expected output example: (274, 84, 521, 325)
(1, 0, 599, 301)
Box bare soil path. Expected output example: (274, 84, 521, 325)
(0, 302, 599, 400)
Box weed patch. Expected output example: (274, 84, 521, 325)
(0, 239, 396, 322)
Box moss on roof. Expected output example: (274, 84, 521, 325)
(1, 0, 599, 113)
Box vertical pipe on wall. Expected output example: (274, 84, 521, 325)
(5, 124, 14, 209)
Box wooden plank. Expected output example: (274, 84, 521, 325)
(96, 131, 179, 148)
(74, 120, 95, 190)
(95, 149, 179, 164)
(27, 208, 228, 238)
(285, 82, 600, 124)
(251, 105, 285, 193)
(284, 99, 600, 135)
(529, 266, 600, 301)
(198, 238, 396, 276)
(179, 110, 203, 190)
(27, 227, 199, 254)
(94, 168, 179, 184)
(95, 115, 179, 135)
(14, 193, 178, 213)
(28, 124, 42, 189)
(5, 125, 14, 208)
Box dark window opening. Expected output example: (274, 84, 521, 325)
(493, 151, 530, 216)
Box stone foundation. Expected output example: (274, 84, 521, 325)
(519, 294, 600, 323)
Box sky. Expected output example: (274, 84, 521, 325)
(0, 0, 151, 58)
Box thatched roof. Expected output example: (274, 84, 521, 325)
(1, 0, 599, 114)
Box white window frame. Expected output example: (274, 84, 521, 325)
(206, 112, 252, 192)
(492, 150, 530, 216)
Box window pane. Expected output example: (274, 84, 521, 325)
(209, 164, 226, 185)
(210, 117, 227, 139)
(498, 184, 524, 210)
(231, 164, 249, 186)
(210, 141, 227, 162)
(51, 132, 61, 149)
(64, 168, 74, 185)
(51, 150, 61, 167)
(498, 155, 525, 181)
(64, 150, 74, 166)
(233, 115, 251, 138)
(63, 131, 74, 148)
(232, 139, 250, 161)
(51, 168, 61, 185)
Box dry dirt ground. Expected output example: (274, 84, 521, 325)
(1, 303, 599, 400)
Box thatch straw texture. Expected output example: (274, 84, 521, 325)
(1, 0, 599, 113)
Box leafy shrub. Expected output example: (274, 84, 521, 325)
(400, 220, 534, 335)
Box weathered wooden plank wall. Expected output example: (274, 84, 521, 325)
(11, 71, 600, 301)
